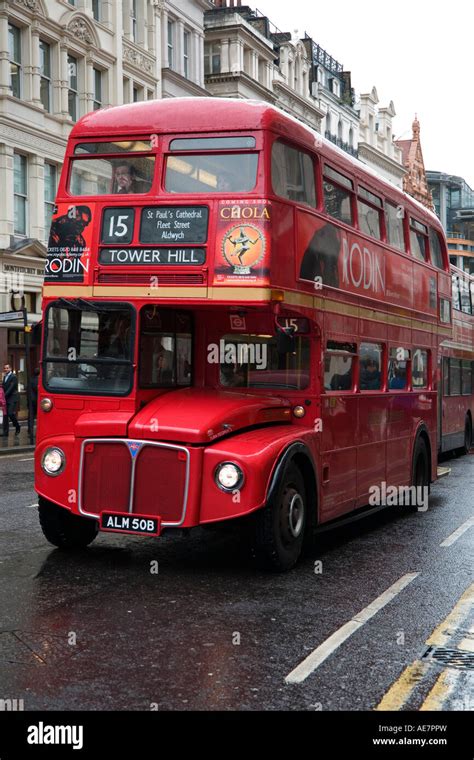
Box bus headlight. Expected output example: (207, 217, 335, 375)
(40, 398, 53, 412)
(215, 462, 244, 492)
(41, 447, 66, 476)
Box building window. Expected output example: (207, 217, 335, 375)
(14, 153, 27, 236)
(92, 0, 101, 22)
(131, 0, 137, 42)
(8, 24, 22, 98)
(204, 42, 221, 75)
(39, 40, 52, 112)
(183, 31, 190, 79)
(44, 163, 57, 235)
(67, 0, 76, 5)
(24, 292, 37, 315)
(68, 55, 78, 121)
(167, 20, 174, 69)
(93, 68, 102, 110)
(133, 85, 144, 102)
(122, 76, 130, 104)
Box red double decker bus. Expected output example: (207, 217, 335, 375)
(36, 99, 452, 570)
(439, 266, 474, 454)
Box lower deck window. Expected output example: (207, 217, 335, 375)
(218, 333, 310, 390)
(139, 307, 192, 388)
(324, 342, 356, 391)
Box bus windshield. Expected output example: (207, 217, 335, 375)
(44, 302, 134, 395)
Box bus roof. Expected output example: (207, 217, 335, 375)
(70, 97, 441, 227)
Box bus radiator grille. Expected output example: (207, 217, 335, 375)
(81, 440, 188, 525)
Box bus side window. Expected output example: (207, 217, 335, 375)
(388, 348, 410, 390)
(271, 140, 316, 207)
(452, 275, 461, 311)
(325, 341, 356, 391)
(359, 343, 382, 391)
(410, 218, 428, 262)
(412, 349, 428, 389)
(323, 166, 353, 226)
(429, 228, 445, 269)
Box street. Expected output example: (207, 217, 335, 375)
(0, 449, 472, 712)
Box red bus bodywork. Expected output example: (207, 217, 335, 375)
(36, 99, 453, 569)
(439, 267, 474, 454)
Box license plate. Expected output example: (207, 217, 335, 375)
(100, 511, 161, 536)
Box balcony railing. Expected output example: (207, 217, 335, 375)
(324, 131, 358, 158)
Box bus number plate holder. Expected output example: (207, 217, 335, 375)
(100, 511, 161, 537)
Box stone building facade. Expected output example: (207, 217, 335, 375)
(203, 3, 325, 129)
(0, 0, 212, 404)
(356, 87, 405, 188)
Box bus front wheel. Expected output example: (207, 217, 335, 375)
(38, 498, 98, 550)
(253, 462, 306, 572)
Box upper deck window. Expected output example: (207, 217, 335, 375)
(69, 155, 154, 195)
(170, 136, 255, 151)
(323, 166, 353, 226)
(165, 152, 258, 194)
(429, 228, 445, 270)
(410, 218, 428, 262)
(74, 140, 153, 154)
(385, 202, 406, 252)
(271, 140, 316, 207)
(357, 198, 381, 240)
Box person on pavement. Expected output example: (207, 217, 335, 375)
(2, 364, 21, 437)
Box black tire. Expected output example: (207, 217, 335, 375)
(253, 462, 306, 572)
(460, 416, 472, 455)
(407, 437, 430, 510)
(38, 498, 98, 550)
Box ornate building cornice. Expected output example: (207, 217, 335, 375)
(122, 42, 155, 76)
(67, 16, 94, 45)
(13, 0, 39, 12)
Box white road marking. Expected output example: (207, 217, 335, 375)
(440, 516, 474, 547)
(285, 573, 419, 685)
(25, 503, 38, 509)
(19, 457, 34, 461)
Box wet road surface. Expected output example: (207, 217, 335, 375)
(0, 451, 472, 711)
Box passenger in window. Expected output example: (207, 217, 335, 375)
(330, 368, 352, 391)
(360, 357, 381, 391)
(389, 363, 407, 390)
(156, 340, 174, 384)
(220, 363, 246, 387)
(114, 162, 140, 194)
(217, 172, 234, 192)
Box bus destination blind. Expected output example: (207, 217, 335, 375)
(140, 206, 208, 243)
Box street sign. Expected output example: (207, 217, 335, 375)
(0, 310, 24, 322)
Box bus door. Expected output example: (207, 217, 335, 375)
(320, 341, 357, 520)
